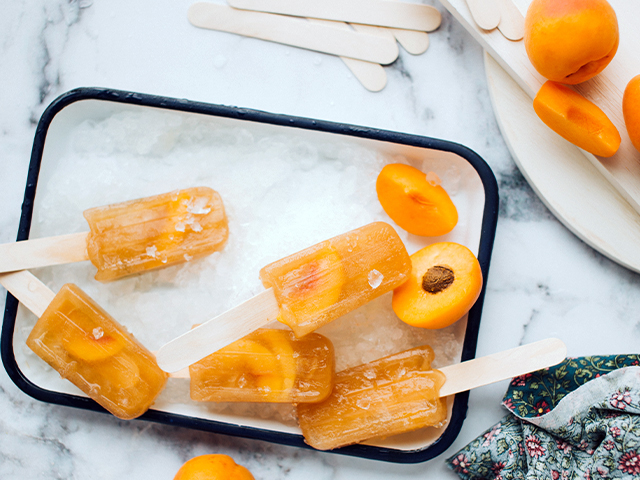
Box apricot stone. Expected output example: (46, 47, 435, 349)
(524, 0, 619, 85)
(623, 75, 640, 153)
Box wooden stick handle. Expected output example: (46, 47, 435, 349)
(0, 231, 89, 274)
(0, 270, 56, 318)
(227, 0, 442, 32)
(188, 4, 399, 65)
(155, 288, 281, 373)
(438, 338, 567, 397)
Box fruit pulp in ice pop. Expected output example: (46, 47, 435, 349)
(296, 345, 447, 450)
(259, 222, 411, 337)
(26, 284, 168, 420)
(189, 329, 335, 403)
(84, 187, 228, 281)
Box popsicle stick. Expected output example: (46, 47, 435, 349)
(0, 232, 89, 274)
(465, 0, 501, 31)
(156, 288, 281, 373)
(188, 3, 399, 65)
(308, 19, 387, 92)
(226, 0, 442, 32)
(496, 0, 524, 42)
(390, 28, 430, 55)
(0, 270, 56, 318)
(438, 338, 567, 397)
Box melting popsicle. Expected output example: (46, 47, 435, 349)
(296, 345, 447, 450)
(0, 270, 168, 421)
(0, 187, 228, 281)
(189, 328, 335, 403)
(157, 221, 411, 372)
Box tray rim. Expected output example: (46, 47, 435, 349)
(1, 87, 499, 463)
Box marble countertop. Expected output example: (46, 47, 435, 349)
(2, 1, 639, 478)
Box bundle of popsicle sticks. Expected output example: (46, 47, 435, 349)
(188, 0, 444, 92)
(0, 268, 567, 398)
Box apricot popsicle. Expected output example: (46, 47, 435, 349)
(190, 329, 335, 403)
(26, 283, 168, 420)
(260, 221, 411, 337)
(0, 187, 228, 281)
(157, 221, 411, 372)
(297, 345, 447, 451)
(85, 186, 228, 281)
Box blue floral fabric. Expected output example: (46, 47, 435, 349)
(446, 356, 640, 479)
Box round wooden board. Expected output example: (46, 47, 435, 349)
(484, 52, 640, 274)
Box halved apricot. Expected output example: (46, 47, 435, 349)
(392, 242, 482, 329)
(533, 81, 621, 157)
(623, 74, 640, 153)
(173, 454, 255, 480)
(376, 164, 458, 237)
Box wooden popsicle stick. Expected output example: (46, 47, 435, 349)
(0, 270, 56, 318)
(390, 28, 430, 55)
(496, 0, 524, 42)
(0, 232, 89, 274)
(438, 338, 567, 397)
(188, 3, 399, 65)
(226, 0, 442, 32)
(465, 0, 501, 31)
(308, 19, 387, 92)
(156, 288, 281, 373)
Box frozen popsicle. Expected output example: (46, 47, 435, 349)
(1, 271, 168, 420)
(296, 338, 568, 450)
(157, 221, 411, 373)
(0, 187, 228, 282)
(189, 328, 335, 403)
(297, 345, 447, 450)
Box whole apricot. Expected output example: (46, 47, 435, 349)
(623, 75, 640, 153)
(392, 242, 482, 329)
(376, 164, 458, 237)
(173, 454, 255, 480)
(524, 0, 619, 85)
(533, 80, 621, 157)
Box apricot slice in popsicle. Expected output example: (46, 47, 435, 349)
(392, 242, 482, 329)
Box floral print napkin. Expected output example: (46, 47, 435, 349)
(446, 355, 640, 479)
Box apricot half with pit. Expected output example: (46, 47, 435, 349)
(392, 242, 482, 329)
(524, 0, 619, 85)
(376, 164, 458, 237)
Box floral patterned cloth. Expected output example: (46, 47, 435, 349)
(446, 356, 640, 479)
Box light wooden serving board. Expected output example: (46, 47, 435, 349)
(439, 0, 640, 217)
(485, 53, 640, 273)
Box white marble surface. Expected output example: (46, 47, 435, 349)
(1, 1, 639, 479)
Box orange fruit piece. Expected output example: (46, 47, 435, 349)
(392, 242, 482, 329)
(173, 454, 254, 480)
(533, 81, 621, 157)
(623, 74, 640, 153)
(376, 164, 458, 237)
(64, 327, 126, 362)
(524, 0, 619, 85)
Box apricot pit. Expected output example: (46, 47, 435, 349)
(392, 242, 482, 329)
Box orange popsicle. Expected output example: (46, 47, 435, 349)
(260, 221, 411, 337)
(85, 187, 228, 281)
(26, 283, 168, 420)
(297, 345, 447, 450)
(189, 329, 335, 403)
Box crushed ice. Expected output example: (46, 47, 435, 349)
(426, 171, 441, 187)
(146, 245, 158, 258)
(92, 327, 104, 340)
(367, 269, 384, 289)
